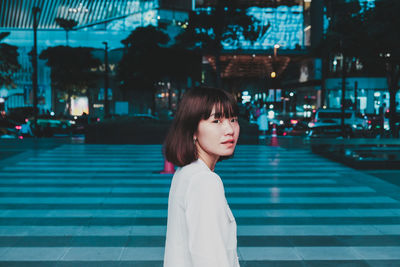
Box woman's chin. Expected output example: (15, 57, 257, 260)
(220, 148, 236, 156)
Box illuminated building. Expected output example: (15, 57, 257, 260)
(0, 0, 327, 117)
(197, 0, 323, 117)
(0, 0, 190, 115)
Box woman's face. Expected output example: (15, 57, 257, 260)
(194, 106, 240, 165)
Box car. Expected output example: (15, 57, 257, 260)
(101, 114, 160, 123)
(6, 107, 37, 124)
(310, 109, 368, 131)
(271, 118, 309, 136)
(0, 118, 21, 131)
(365, 112, 400, 137)
(284, 120, 309, 136)
(131, 114, 160, 121)
(29, 118, 72, 137)
(307, 123, 353, 138)
(0, 128, 21, 139)
(308, 119, 340, 130)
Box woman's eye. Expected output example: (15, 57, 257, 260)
(231, 118, 238, 123)
(212, 120, 220, 123)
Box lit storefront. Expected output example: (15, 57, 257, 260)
(325, 77, 400, 115)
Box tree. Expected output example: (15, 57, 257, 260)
(360, 0, 400, 137)
(321, 0, 400, 137)
(318, 0, 365, 136)
(117, 26, 170, 113)
(55, 18, 78, 46)
(163, 44, 202, 105)
(175, 0, 259, 87)
(0, 32, 20, 88)
(39, 46, 100, 115)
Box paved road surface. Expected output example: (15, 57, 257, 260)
(0, 144, 399, 266)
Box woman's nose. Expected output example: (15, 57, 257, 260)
(223, 120, 234, 134)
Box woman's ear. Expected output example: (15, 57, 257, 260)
(193, 133, 198, 145)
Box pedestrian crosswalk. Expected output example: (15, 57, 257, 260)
(0, 144, 400, 266)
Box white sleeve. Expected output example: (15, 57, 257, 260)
(185, 171, 231, 267)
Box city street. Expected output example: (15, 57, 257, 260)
(2, 1, 400, 266)
(0, 141, 400, 266)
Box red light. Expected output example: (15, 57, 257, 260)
(290, 119, 298, 125)
(283, 132, 287, 136)
(15, 125, 22, 130)
(368, 120, 372, 124)
(25, 118, 29, 123)
(18, 136, 23, 140)
(97, 118, 100, 122)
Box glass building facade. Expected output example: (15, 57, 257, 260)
(0, 0, 189, 115)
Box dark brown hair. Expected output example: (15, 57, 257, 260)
(164, 86, 239, 167)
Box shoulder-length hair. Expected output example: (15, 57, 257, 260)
(164, 86, 239, 167)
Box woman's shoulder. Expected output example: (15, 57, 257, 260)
(179, 160, 206, 174)
(189, 171, 223, 196)
(176, 160, 222, 188)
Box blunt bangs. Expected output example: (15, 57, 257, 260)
(203, 97, 239, 120)
(163, 86, 239, 167)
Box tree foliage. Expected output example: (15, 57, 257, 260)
(324, 1, 364, 55)
(39, 46, 100, 105)
(55, 18, 78, 31)
(175, 0, 259, 86)
(118, 26, 170, 88)
(321, 0, 400, 137)
(0, 32, 20, 88)
(360, 0, 400, 69)
(164, 45, 201, 84)
(361, 0, 400, 137)
(55, 18, 78, 45)
(117, 25, 201, 112)
(176, 1, 258, 51)
(318, 0, 368, 75)
(117, 26, 170, 109)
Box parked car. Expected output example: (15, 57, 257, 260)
(271, 118, 309, 136)
(131, 114, 160, 121)
(6, 107, 36, 124)
(285, 120, 309, 136)
(307, 123, 353, 138)
(0, 118, 21, 131)
(365, 112, 400, 137)
(29, 118, 72, 137)
(310, 109, 368, 131)
(0, 128, 21, 139)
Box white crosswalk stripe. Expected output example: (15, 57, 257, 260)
(0, 144, 399, 266)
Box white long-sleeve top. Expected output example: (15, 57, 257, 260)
(164, 159, 240, 267)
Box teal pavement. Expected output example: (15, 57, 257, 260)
(0, 144, 399, 266)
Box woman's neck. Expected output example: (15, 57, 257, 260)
(197, 153, 218, 171)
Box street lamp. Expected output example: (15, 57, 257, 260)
(274, 44, 280, 57)
(32, 7, 41, 130)
(271, 44, 280, 105)
(102, 41, 109, 118)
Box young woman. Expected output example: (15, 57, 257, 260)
(163, 86, 240, 267)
